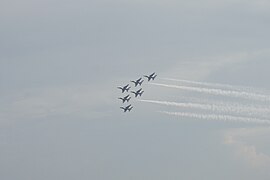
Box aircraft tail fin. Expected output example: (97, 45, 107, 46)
(118, 97, 124, 103)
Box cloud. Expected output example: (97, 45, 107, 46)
(207, 49, 270, 88)
(223, 127, 270, 168)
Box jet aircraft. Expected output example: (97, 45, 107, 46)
(144, 72, 157, 81)
(118, 94, 131, 103)
(131, 88, 144, 97)
(120, 104, 133, 112)
(117, 84, 130, 93)
(131, 78, 144, 87)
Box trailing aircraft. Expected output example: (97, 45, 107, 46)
(144, 72, 157, 81)
(131, 78, 144, 87)
(117, 84, 130, 93)
(118, 94, 131, 103)
(120, 104, 133, 112)
(131, 88, 144, 97)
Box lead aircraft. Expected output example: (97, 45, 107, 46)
(144, 72, 157, 81)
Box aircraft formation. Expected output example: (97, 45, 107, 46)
(117, 72, 157, 112)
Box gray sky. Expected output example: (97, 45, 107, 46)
(1, 0, 270, 179)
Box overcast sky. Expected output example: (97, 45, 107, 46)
(1, 0, 270, 179)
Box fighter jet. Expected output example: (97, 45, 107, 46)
(120, 104, 133, 112)
(131, 78, 144, 87)
(118, 94, 131, 103)
(131, 88, 144, 98)
(117, 84, 130, 93)
(144, 72, 157, 81)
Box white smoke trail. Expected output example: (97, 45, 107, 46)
(161, 111, 270, 125)
(139, 99, 270, 118)
(140, 99, 212, 110)
(150, 83, 270, 102)
(161, 78, 266, 93)
(164, 96, 270, 114)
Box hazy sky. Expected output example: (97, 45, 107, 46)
(1, 0, 270, 179)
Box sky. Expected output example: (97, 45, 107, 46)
(1, 0, 270, 179)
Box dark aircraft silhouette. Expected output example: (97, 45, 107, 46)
(117, 84, 130, 93)
(131, 88, 144, 97)
(144, 72, 157, 81)
(131, 78, 144, 87)
(118, 94, 131, 103)
(120, 104, 133, 112)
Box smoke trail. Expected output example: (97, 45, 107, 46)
(140, 99, 212, 110)
(139, 99, 270, 118)
(161, 111, 270, 125)
(161, 78, 266, 93)
(150, 83, 270, 102)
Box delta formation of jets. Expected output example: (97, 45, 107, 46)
(117, 72, 157, 112)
